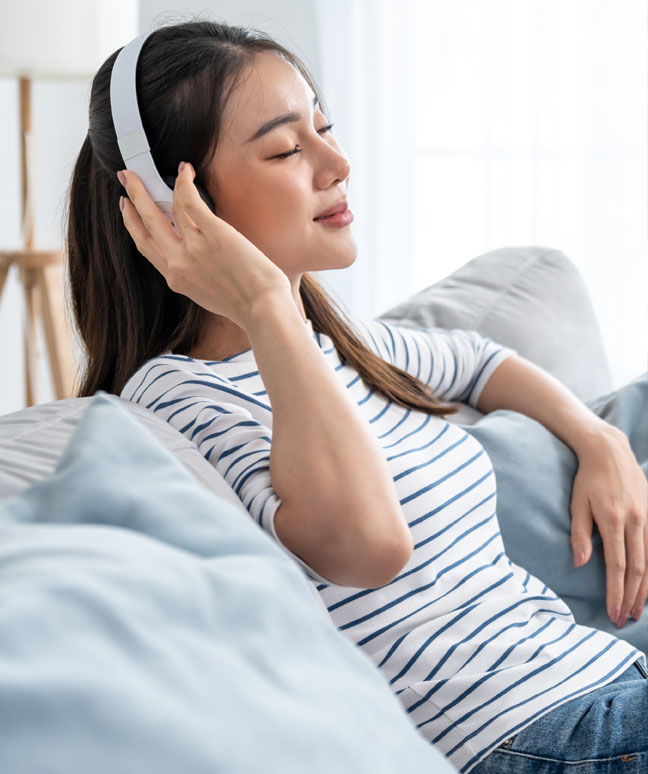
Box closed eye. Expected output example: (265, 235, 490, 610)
(272, 124, 335, 159)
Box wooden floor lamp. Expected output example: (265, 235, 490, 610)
(0, 77, 77, 407)
(0, 1, 137, 408)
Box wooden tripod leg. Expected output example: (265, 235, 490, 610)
(19, 264, 39, 407)
(0, 261, 10, 300)
(38, 261, 76, 399)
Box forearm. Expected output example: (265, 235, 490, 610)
(476, 354, 615, 455)
(243, 292, 411, 580)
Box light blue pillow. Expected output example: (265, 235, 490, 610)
(0, 391, 455, 774)
(462, 371, 648, 657)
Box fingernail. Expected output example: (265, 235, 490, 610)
(616, 614, 628, 629)
(117, 170, 127, 187)
(610, 607, 620, 623)
(119, 195, 125, 212)
(178, 161, 186, 173)
(631, 606, 642, 621)
(574, 551, 585, 568)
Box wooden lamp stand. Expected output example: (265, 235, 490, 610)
(0, 76, 76, 407)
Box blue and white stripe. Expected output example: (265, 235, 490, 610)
(121, 317, 644, 773)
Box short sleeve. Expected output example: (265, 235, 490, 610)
(121, 357, 338, 587)
(353, 319, 518, 409)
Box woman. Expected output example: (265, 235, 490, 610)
(66, 19, 647, 773)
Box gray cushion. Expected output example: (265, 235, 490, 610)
(377, 246, 613, 408)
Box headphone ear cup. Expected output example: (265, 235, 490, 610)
(160, 174, 216, 214)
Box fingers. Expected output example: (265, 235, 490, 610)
(630, 523, 648, 622)
(172, 162, 217, 230)
(570, 494, 593, 568)
(118, 169, 181, 258)
(600, 518, 627, 626)
(170, 163, 200, 236)
(617, 514, 646, 627)
(119, 193, 170, 276)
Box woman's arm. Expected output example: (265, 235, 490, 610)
(244, 292, 413, 589)
(476, 354, 648, 628)
(475, 354, 607, 451)
(118, 165, 412, 589)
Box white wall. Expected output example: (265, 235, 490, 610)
(0, 1, 322, 415)
(138, 0, 322, 83)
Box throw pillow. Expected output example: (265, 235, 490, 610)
(0, 391, 456, 774)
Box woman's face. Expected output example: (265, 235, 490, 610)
(205, 52, 357, 281)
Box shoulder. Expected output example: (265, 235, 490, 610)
(351, 318, 456, 362)
(351, 318, 403, 362)
(120, 353, 233, 406)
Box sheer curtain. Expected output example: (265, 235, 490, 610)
(312, 0, 419, 322)
(313, 0, 647, 389)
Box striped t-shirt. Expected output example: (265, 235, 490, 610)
(121, 316, 645, 773)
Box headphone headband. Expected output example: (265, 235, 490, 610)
(110, 32, 175, 222)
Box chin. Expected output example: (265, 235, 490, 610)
(281, 233, 358, 272)
(333, 231, 358, 262)
(343, 237, 359, 264)
(319, 242, 358, 270)
(342, 247, 358, 267)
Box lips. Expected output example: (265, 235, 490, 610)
(314, 199, 348, 220)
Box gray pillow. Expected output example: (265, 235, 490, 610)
(461, 371, 648, 658)
(377, 246, 613, 404)
(0, 396, 242, 509)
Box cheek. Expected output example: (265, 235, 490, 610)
(210, 160, 313, 253)
(243, 173, 311, 229)
(247, 180, 319, 263)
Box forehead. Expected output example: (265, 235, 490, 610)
(221, 52, 316, 143)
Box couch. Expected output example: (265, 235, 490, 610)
(0, 245, 645, 773)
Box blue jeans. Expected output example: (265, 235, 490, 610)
(471, 659, 648, 773)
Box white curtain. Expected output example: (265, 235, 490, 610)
(312, 0, 419, 323)
(313, 0, 647, 389)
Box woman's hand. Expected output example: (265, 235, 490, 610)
(117, 162, 291, 329)
(570, 422, 648, 628)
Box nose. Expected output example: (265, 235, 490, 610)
(315, 138, 351, 189)
(336, 152, 351, 183)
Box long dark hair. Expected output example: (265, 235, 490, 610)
(64, 18, 459, 418)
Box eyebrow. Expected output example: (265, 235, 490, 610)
(245, 95, 320, 143)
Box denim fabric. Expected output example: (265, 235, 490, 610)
(471, 659, 648, 773)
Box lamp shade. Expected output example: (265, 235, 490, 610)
(0, 0, 138, 79)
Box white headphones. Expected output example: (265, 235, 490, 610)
(109, 31, 215, 228)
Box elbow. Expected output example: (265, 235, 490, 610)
(274, 501, 413, 590)
(360, 523, 414, 589)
